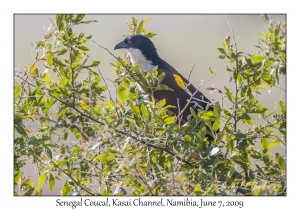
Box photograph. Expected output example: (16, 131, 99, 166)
(14, 14, 286, 199)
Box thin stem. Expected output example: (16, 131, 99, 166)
(51, 160, 95, 195)
(187, 63, 196, 81)
(226, 16, 250, 182)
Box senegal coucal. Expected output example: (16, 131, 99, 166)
(114, 35, 214, 141)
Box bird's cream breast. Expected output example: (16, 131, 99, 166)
(126, 48, 155, 72)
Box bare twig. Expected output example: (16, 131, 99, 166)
(211, 83, 224, 109)
(70, 48, 76, 107)
(84, 53, 114, 101)
(187, 63, 196, 81)
(176, 74, 214, 122)
(273, 85, 286, 92)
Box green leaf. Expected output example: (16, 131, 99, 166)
(60, 76, 69, 86)
(262, 75, 272, 81)
(77, 45, 90, 51)
(279, 66, 286, 75)
(201, 111, 216, 120)
(37, 41, 45, 47)
(156, 99, 166, 107)
(217, 48, 226, 55)
(62, 182, 70, 195)
(174, 74, 186, 89)
(213, 101, 221, 117)
(232, 156, 247, 167)
(164, 116, 176, 124)
(101, 186, 111, 195)
(98, 172, 103, 184)
(226, 166, 236, 182)
(103, 165, 112, 174)
(197, 126, 207, 140)
(152, 65, 158, 76)
(45, 73, 51, 85)
(137, 20, 144, 34)
(269, 139, 280, 148)
(237, 73, 242, 87)
(142, 18, 151, 23)
(37, 173, 47, 191)
(279, 101, 285, 114)
(75, 14, 85, 23)
(233, 132, 246, 139)
(57, 48, 67, 56)
(14, 124, 27, 136)
(29, 64, 37, 75)
(210, 68, 217, 74)
(261, 138, 269, 150)
(213, 119, 221, 131)
(132, 16, 137, 26)
(255, 164, 266, 176)
(45, 146, 53, 159)
(157, 72, 166, 83)
(278, 156, 285, 170)
(14, 85, 22, 103)
(23, 187, 35, 196)
(53, 58, 66, 67)
(130, 103, 140, 116)
(90, 60, 100, 67)
(140, 104, 148, 119)
(117, 85, 127, 100)
(77, 169, 82, 182)
(85, 61, 101, 68)
(190, 107, 197, 118)
(99, 154, 115, 164)
(58, 107, 67, 119)
(250, 55, 265, 63)
(14, 169, 21, 185)
(242, 113, 254, 125)
(49, 173, 55, 192)
(193, 184, 201, 195)
(258, 30, 265, 37)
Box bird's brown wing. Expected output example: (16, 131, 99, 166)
(154, 63, 212, 120)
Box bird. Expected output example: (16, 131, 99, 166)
(114, 35, 214, 141)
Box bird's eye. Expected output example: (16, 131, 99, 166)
(124, 39, 132, 45)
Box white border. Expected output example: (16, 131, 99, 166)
(4, 0, 299, 209)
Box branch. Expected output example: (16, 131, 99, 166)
(273, 85, 286, 92)
(176, 74, 214, 122)
(15, 73, 198, 168)
(51, 160, 95, 195)
(187, 63, 196, 81)
(134, 166, 154, 195)
(15, 46, 42, 106)
(226, 16, 249, 182)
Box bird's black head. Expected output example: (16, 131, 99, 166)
(114, 35, 159, 62)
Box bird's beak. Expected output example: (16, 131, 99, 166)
(114, 40, 129, 50)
